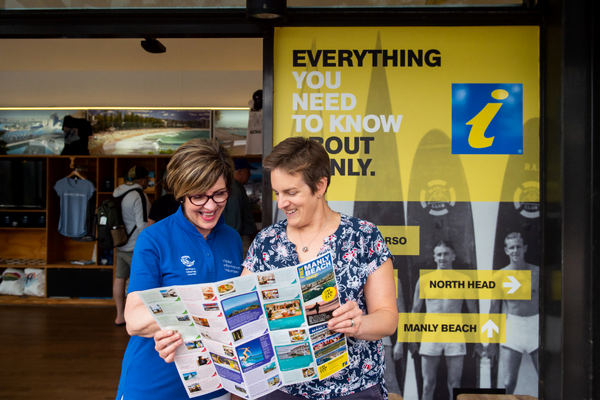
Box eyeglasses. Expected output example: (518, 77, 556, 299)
(187, 190, 231, 207)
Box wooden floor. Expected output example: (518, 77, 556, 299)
(0, 305, 130, 400)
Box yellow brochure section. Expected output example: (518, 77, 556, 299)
(419, 269, 531, 300)
(397, 313, 506, 344)
(318, 352, 349, 380)
(378, 226, 420, 256)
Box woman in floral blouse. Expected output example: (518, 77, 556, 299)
(242, 137, 398, 400)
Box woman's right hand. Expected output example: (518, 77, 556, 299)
(154, 329, 183, 363)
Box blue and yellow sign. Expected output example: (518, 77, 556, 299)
(452, 83, 524, 155)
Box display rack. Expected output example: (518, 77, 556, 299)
(0, 154, 262, 305)
(0, 155, 169, 305)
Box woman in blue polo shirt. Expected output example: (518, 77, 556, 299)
(116, 139, 243, 400)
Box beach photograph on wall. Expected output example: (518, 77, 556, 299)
(212, 109, 249, 156)
(0, 110, 77, 155)
(88, 109, 211, 155)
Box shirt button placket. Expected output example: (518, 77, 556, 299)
(205, 250, 216, 280)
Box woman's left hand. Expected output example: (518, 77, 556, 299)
(327, 301, 362, 337)
(326, 259, 398, 341)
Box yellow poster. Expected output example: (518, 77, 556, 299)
(273, 26, 539, 202)
(274, 26, 540, 399)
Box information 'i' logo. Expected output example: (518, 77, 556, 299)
(452, 83, 523, 154)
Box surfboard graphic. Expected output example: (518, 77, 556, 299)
(352, 31, 408, 397)
(489, 118, 540, 391)
(352, 200, 409, 396)
(406, 129, 479, 400)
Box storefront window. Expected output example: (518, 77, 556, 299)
(0, 0, 524, 10)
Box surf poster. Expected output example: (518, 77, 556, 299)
(273, 26, 540, 399)
(88, 109, 211, 155)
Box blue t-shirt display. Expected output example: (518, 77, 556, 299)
(243, 213, 393, 400)
(53, 177, 95, 237)
(116, 207, 243, 400)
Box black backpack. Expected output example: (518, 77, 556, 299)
(97, 188, 147, 250)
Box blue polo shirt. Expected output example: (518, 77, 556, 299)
(116, 207, 243, 400)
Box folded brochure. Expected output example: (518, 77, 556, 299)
(138, 252, 350, 399)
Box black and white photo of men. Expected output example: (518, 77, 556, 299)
(409, 241, 483, 400)
(488, 232, 539, 393)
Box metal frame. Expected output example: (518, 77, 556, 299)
(0, 9, 264, 38)
(593, 1, 600, 396)
(0, 6, 543, 38)
(262, 27, 275, 230)
(541, 1, 595, 399)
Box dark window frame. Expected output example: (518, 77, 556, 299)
(2, 3, 594, 399)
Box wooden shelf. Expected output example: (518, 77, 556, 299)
(232, 154, 262, 160)
(0, 227, 46, 231)
(46, 262, 111, 269)
(0, 230, 47, 260)
(0, 153, 262, 306)
(0, 209, 46, 213)
(0, 295, 114, 306)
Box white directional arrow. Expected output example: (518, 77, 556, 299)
(503, 276, 521, 294)
(481, 319, 500, 338)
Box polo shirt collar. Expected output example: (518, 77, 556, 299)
(173, 206, 225, 239)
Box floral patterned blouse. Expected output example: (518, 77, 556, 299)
(243, 213, 393, 399)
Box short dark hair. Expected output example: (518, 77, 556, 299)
(127, 166, 149, 182)
(433, 240, 455, 253)
(504, 232, 524, 246)
(166, 139, 234, 199)
(263, 137, 331, 194)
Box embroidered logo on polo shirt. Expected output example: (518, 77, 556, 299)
(222, 258, 241, 274)
(181, 256, 195, 267)
(181, 256, 197, 276)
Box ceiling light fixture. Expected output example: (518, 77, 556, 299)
(141, 38, 166, 54)
(246, 0, 287, 20)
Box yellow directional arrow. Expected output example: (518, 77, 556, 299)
(397, 312, 506, 343)
(419, 269, 531, 300)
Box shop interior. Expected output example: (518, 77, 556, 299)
(0, 37, 264, 303)
(0, 36, 268, 399)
